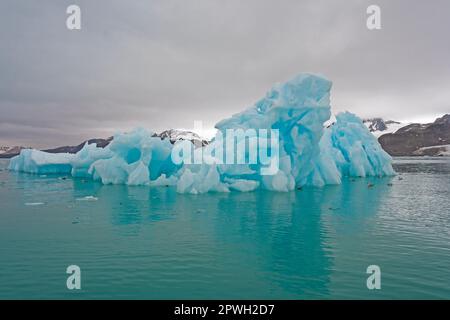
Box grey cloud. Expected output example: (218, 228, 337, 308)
(0, 0, 449, 148)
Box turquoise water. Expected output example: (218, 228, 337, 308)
(0, 157, 449, 299)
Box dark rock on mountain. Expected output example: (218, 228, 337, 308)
(0, 146, 30, 158)
(0, 138, 113, 159)
(363, 118, 406, 139)
(363, 118, 402, 133)
(42, 137, 113, 154)
(154, 129, 209, 147)
(379, 114, 450, 156)
(364, 118, 387, 132)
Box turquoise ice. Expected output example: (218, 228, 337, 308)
(9, 73, 395, 192)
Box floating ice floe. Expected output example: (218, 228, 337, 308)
(9, 149, 73, 174)
(75, 196, 98, 201)
(9, 73, 395, 193)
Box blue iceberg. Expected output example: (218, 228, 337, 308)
(9, 149, 74, 174)
(9, 73, 395, 193)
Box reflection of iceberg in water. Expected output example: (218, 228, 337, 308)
(209, 191, 334, 297)
(214, 180, 392, 298)
(9, 74, 394, 193)
(317, 177, 395, 298)
(66, 173, 391, 298)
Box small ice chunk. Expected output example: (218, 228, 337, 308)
(76, 196, 98, 201)
(149, 174, 178, 187)
(25, 202, 45, 206)
(224, 178, 260, 192)
(9, 149, 73, 174)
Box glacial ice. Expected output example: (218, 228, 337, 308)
(9, 149, 74, 174)
(325, 112, 395, 178)
(8, 73, 395, 193)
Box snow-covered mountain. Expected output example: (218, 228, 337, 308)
(0, 146, 30, 158)
(155, 129, 209, 147)
(363, 118, 407, 138)
(4, 115, 447, 159)
(378, 114, 450, 156)
(0, 130, 209, 159)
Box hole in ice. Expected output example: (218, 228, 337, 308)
(125, 148, 141, 164)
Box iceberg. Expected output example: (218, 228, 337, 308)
(87, 128, 177, 185)
(325, 112, 395, 178)
(9, 73, 395, 193)
(9, 149, 74, 174)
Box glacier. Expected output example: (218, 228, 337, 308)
(8, 73, 395, 193)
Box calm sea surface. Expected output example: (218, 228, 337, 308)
(0, 157, 449, 299)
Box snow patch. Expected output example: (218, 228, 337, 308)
(25, 202, 45, 206)
(413, 144, 450, 156)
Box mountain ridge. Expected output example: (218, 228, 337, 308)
(378, 114, 450, 156)
(0, 129, 209, 158)
(2, 115, 449, 158)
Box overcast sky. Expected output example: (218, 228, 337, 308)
(1, 0, 449, 148)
